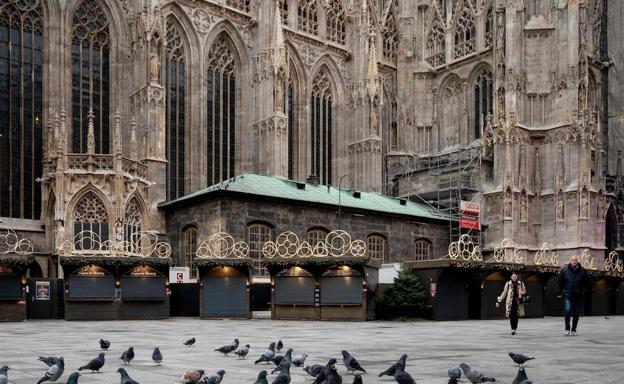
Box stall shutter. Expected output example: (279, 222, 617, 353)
(202, 276, 247, 317)
(320, 277, 363, 304)
(275, 277, 315, 305)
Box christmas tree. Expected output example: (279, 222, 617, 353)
(377, 266, 431, 319)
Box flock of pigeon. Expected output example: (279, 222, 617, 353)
(0, 337, 536, 384)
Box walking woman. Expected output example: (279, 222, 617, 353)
(496, 272, 526, 335)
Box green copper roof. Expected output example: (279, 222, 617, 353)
(160, 173, 452, 222)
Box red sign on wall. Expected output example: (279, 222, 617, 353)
(460, 216, 481, 230)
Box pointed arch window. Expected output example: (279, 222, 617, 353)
(71, 0, 110, 154)
(382, 10, 399, 60)
(485, 7, 493, 48)
(164, 20, 185, 200)
(73, 191, 109, 248)
(287, 73, 296, 180)
(0, 0, 44, 219)
(453, 10, 476, 59)
(298, 0, 318, 35)
(425, 21, 445, 67)
(124, 197, 142, 253)
(279, 0, 289, 24)
(326, 2, 346, 45)
(310, 70, 333, 185)
(473, 68, 493, 139)
(206, 36, 236, 186)
(414, 238, 431, 261)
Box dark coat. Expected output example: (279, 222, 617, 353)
(558, 264, 589, 296)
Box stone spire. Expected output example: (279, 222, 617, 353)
(366, 33, 380, 136)
(58, 108, 66, 155)
(114, 109, 122, 156)
(273, 2, 287, 74)
(130, 117, 138, 161)
(87, 108, 95, 154)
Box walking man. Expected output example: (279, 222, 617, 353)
(558, 255, 589, 336)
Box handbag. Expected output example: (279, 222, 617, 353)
(520, 295, 531, 304)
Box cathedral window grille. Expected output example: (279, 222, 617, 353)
(367, 235, 387, 262)
(123, 197, 142, 254)
(73, 191, 109, 249)
(484, 7, 493, 48)
(206, 36, 236, 186)
(414, 239, 431, 261)
(71, 0, 110, 154)
(225, 0, 251, 13)
(326, 2, 346, 45)
(473, 68, 493, 139)
(0, 0, 43, 219)
(279, 0, 288, 24)
(382, 11, 398, 60)
(184, 226, 197, 279)
(425, 22, 445, 67)
(248, 223, 272, 277)
(310, 70, 333, 185)
(298, 0, 318, 35)
(307, 228, 328, 246)
(165, 20, 186, 200)
(453, 10, 476, 59)
(287, 76, 296, 180)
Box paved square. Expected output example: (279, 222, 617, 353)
(0, 316, 621, 384)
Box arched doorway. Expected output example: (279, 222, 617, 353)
(523, 274, 544, 318)
(481, 272, 507, 319)
(435, 269, 469, 320)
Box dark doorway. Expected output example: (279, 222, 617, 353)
(251, 283, 271, 311)
(169, 283, 199, 317)
(468, 275, 482, 320)
(26, 278, 57, 319)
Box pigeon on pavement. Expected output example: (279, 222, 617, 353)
(0, 366, 9, 384)
(152, 347, 163, 365)
(175, 369, 205, 383)
(78, 352, 105, 373)
(292, 353, 308, 367)
(342, 351, 366, 374)
(460, 363, 496, 383)
(271, 362, 291, 384)
(508, 353, 535, 367)
(235, 344, 250, 359)
(120, 347, 135, 365)
(99, 339, 110, 350)
(254, 370, 268, 384)
(183, 337, 196, 347)
(512, 367, 531, 384)
(254, 342, 276, 364)
(271, 349, 293, 374)
(379, 355, 407, 377)
(38, 356, 60, 367)
(66, 372, 80, 384)
(117, 368, 140, 384)
(352, 374, 363, 384)
(199, 370, 225, 384)
(313, 359, 337, 384)
(215, 339, 239, 355)
(36, 356, 64, 384)
(448, 367, 462, 384)
(303, 364, 324, 377)
(394, 363, 415, 384)
(276, 340, 284, 353)
(326, 365, 343, 384)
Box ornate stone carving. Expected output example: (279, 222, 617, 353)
(300, 44, 319, 67)
(252, 116, 288, 137)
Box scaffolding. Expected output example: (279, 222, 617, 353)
(427, 146, 483, 248)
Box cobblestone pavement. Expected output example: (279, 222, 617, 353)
(0, 316, 621, 384)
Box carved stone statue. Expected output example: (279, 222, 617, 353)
(520, 197, 528, 222)
(275, 78, 285, 113)
(370, 102, 379, 136)
(504, 190, 512, 218)
(55, 221, 65, 251)
(580, 193, 589, 219)
(149, 50, 160, 83)
(556, 196, 565, 221)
